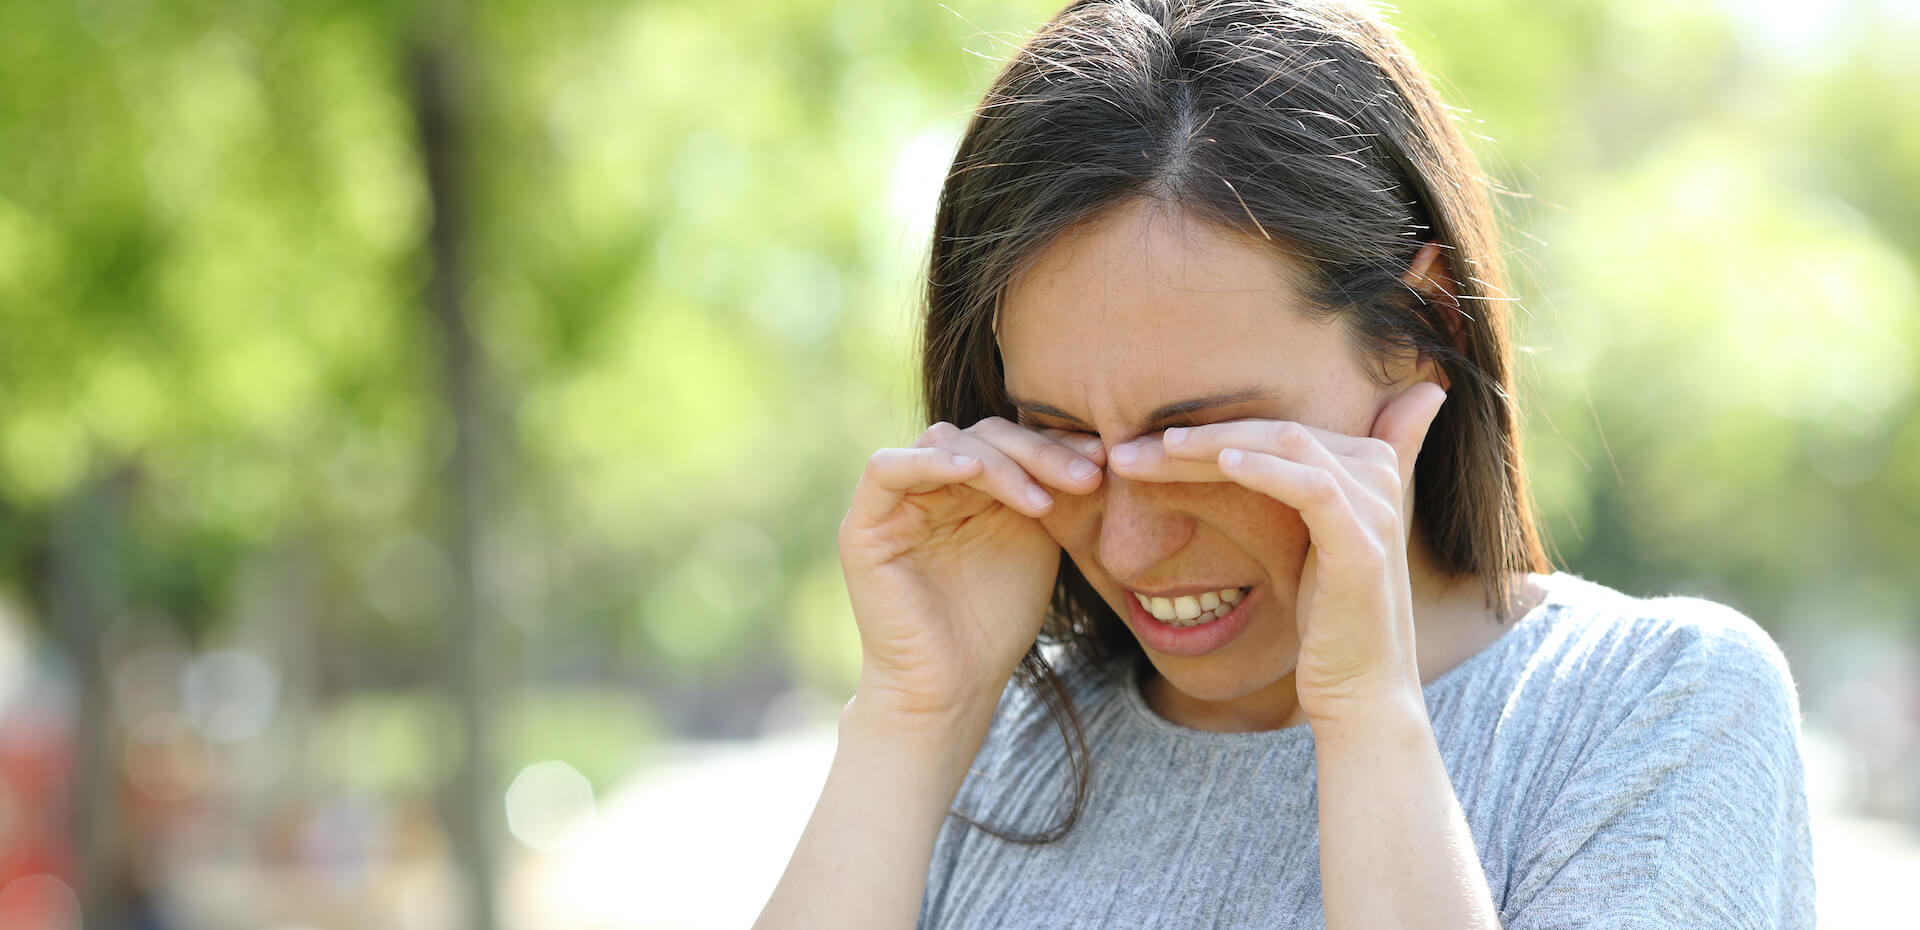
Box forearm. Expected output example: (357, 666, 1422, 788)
(1312, 697, 1501, 930)
(753, 695, 994, 930)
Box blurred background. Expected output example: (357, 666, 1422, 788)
(1, 0, 1916, 927)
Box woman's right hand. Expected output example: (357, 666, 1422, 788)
(838, 416, 1105, 721)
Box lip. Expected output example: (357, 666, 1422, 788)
(1122, 584, 1259, 659)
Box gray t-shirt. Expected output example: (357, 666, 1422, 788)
(919, 572, 1816, 929)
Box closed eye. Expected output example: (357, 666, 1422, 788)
(1016, 415, 1086, 435)
(1015, 410, 1207, 440)
(1017, 418, 1204, 440)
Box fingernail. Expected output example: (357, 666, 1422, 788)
(1026, 486, 1053, 508)
(1110, 443, 1138, 467)
(1164, 427, 1188, 445)
(1068, 459, 1097, 481)
(1070, 435, 1104, 455)
(952, 454, 977, 467)
(1219, 449, 1244, 468)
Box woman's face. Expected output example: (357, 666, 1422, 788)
(997, 200, 1420, 727)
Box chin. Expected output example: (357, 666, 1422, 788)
(1141, 650, 1300, 704)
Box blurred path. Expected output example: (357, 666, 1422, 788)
(505, 726, 839, 930)
(510, 720, 1920, 929)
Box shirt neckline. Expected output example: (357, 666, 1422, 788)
(1117, 571, 1575, 745)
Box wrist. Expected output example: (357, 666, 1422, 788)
(852, 664, 1008, 726)
(842, 689, 998, 763)
(1306, 688, 1430, 746)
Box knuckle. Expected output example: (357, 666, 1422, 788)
(1357, 538, 1388, 564)
(1360, 493, 1398, 529)
(1304, 471, 1341, 505)
(1268, 420, 1308, 449)
(917, 421, 959, 446)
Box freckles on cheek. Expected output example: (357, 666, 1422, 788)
(1189, 482, 1308, 544)
(1180, 480, 1276, 513)
(1037, 498, 1095, 548)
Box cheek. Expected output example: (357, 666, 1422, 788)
(1038, 494, 1098, 550)
(1039, 496, 1110, 599)
(1039, 482, 1311, 565)
(1187, 482, 1313, 564)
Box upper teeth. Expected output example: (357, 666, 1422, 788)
(1133, 587, 1247, 626)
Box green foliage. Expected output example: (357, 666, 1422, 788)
(3, 0, 1916, 736)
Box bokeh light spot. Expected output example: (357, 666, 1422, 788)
(505, 760, 597, 853)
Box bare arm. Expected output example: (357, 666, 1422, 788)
(752, 694, 996, 930)
(1313, 698, 1502, 930)
(759, 419, 1101, 928)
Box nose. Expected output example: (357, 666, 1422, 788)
(1095, 470, 1192, 585)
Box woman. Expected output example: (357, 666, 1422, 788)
(757, 1, 1815, 927)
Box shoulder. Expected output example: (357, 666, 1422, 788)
(1532, 573, 1801, 717)
(1498, 577, 1816, 927)
(1482, 573, 1809, 794)
(1511, 574, 1810, 817)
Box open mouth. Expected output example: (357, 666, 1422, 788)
(1129, 586, 1253, 628)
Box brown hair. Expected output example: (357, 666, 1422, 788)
(921, 0, 1550, 843)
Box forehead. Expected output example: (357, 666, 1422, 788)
(997, 201, 1359, 428)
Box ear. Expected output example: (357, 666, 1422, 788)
(1380, 346, 1451, 393)
(1402, 241, 1455, 301)
(1399, 240, 1466, 388)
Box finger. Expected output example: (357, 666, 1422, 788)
(1161, 418, 1396, 502)
(1368, 382, 1448, 490)
(1215, 449, 1369, 561)
(1105, 435, 1234, 484)
(962, 417, 1104, 494)
(1036, 426, 1108, 467)
(847, 446, 985, 526)
(936, 429, 1073, 517)
(1164, 418, 1385, 460)
(1160, 419, 1350, 476)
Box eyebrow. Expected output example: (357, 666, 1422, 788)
(1007, 386, 1276, 431)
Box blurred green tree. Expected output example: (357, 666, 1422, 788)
(2, 0, 1916, 923)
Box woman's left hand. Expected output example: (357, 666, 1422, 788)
(1109, 382, 1449, 726)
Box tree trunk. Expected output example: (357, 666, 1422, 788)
(48, 473, 126, 930)
(410, 31, 499, 930)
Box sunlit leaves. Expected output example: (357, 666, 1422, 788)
(4, 0, 1916, 709)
